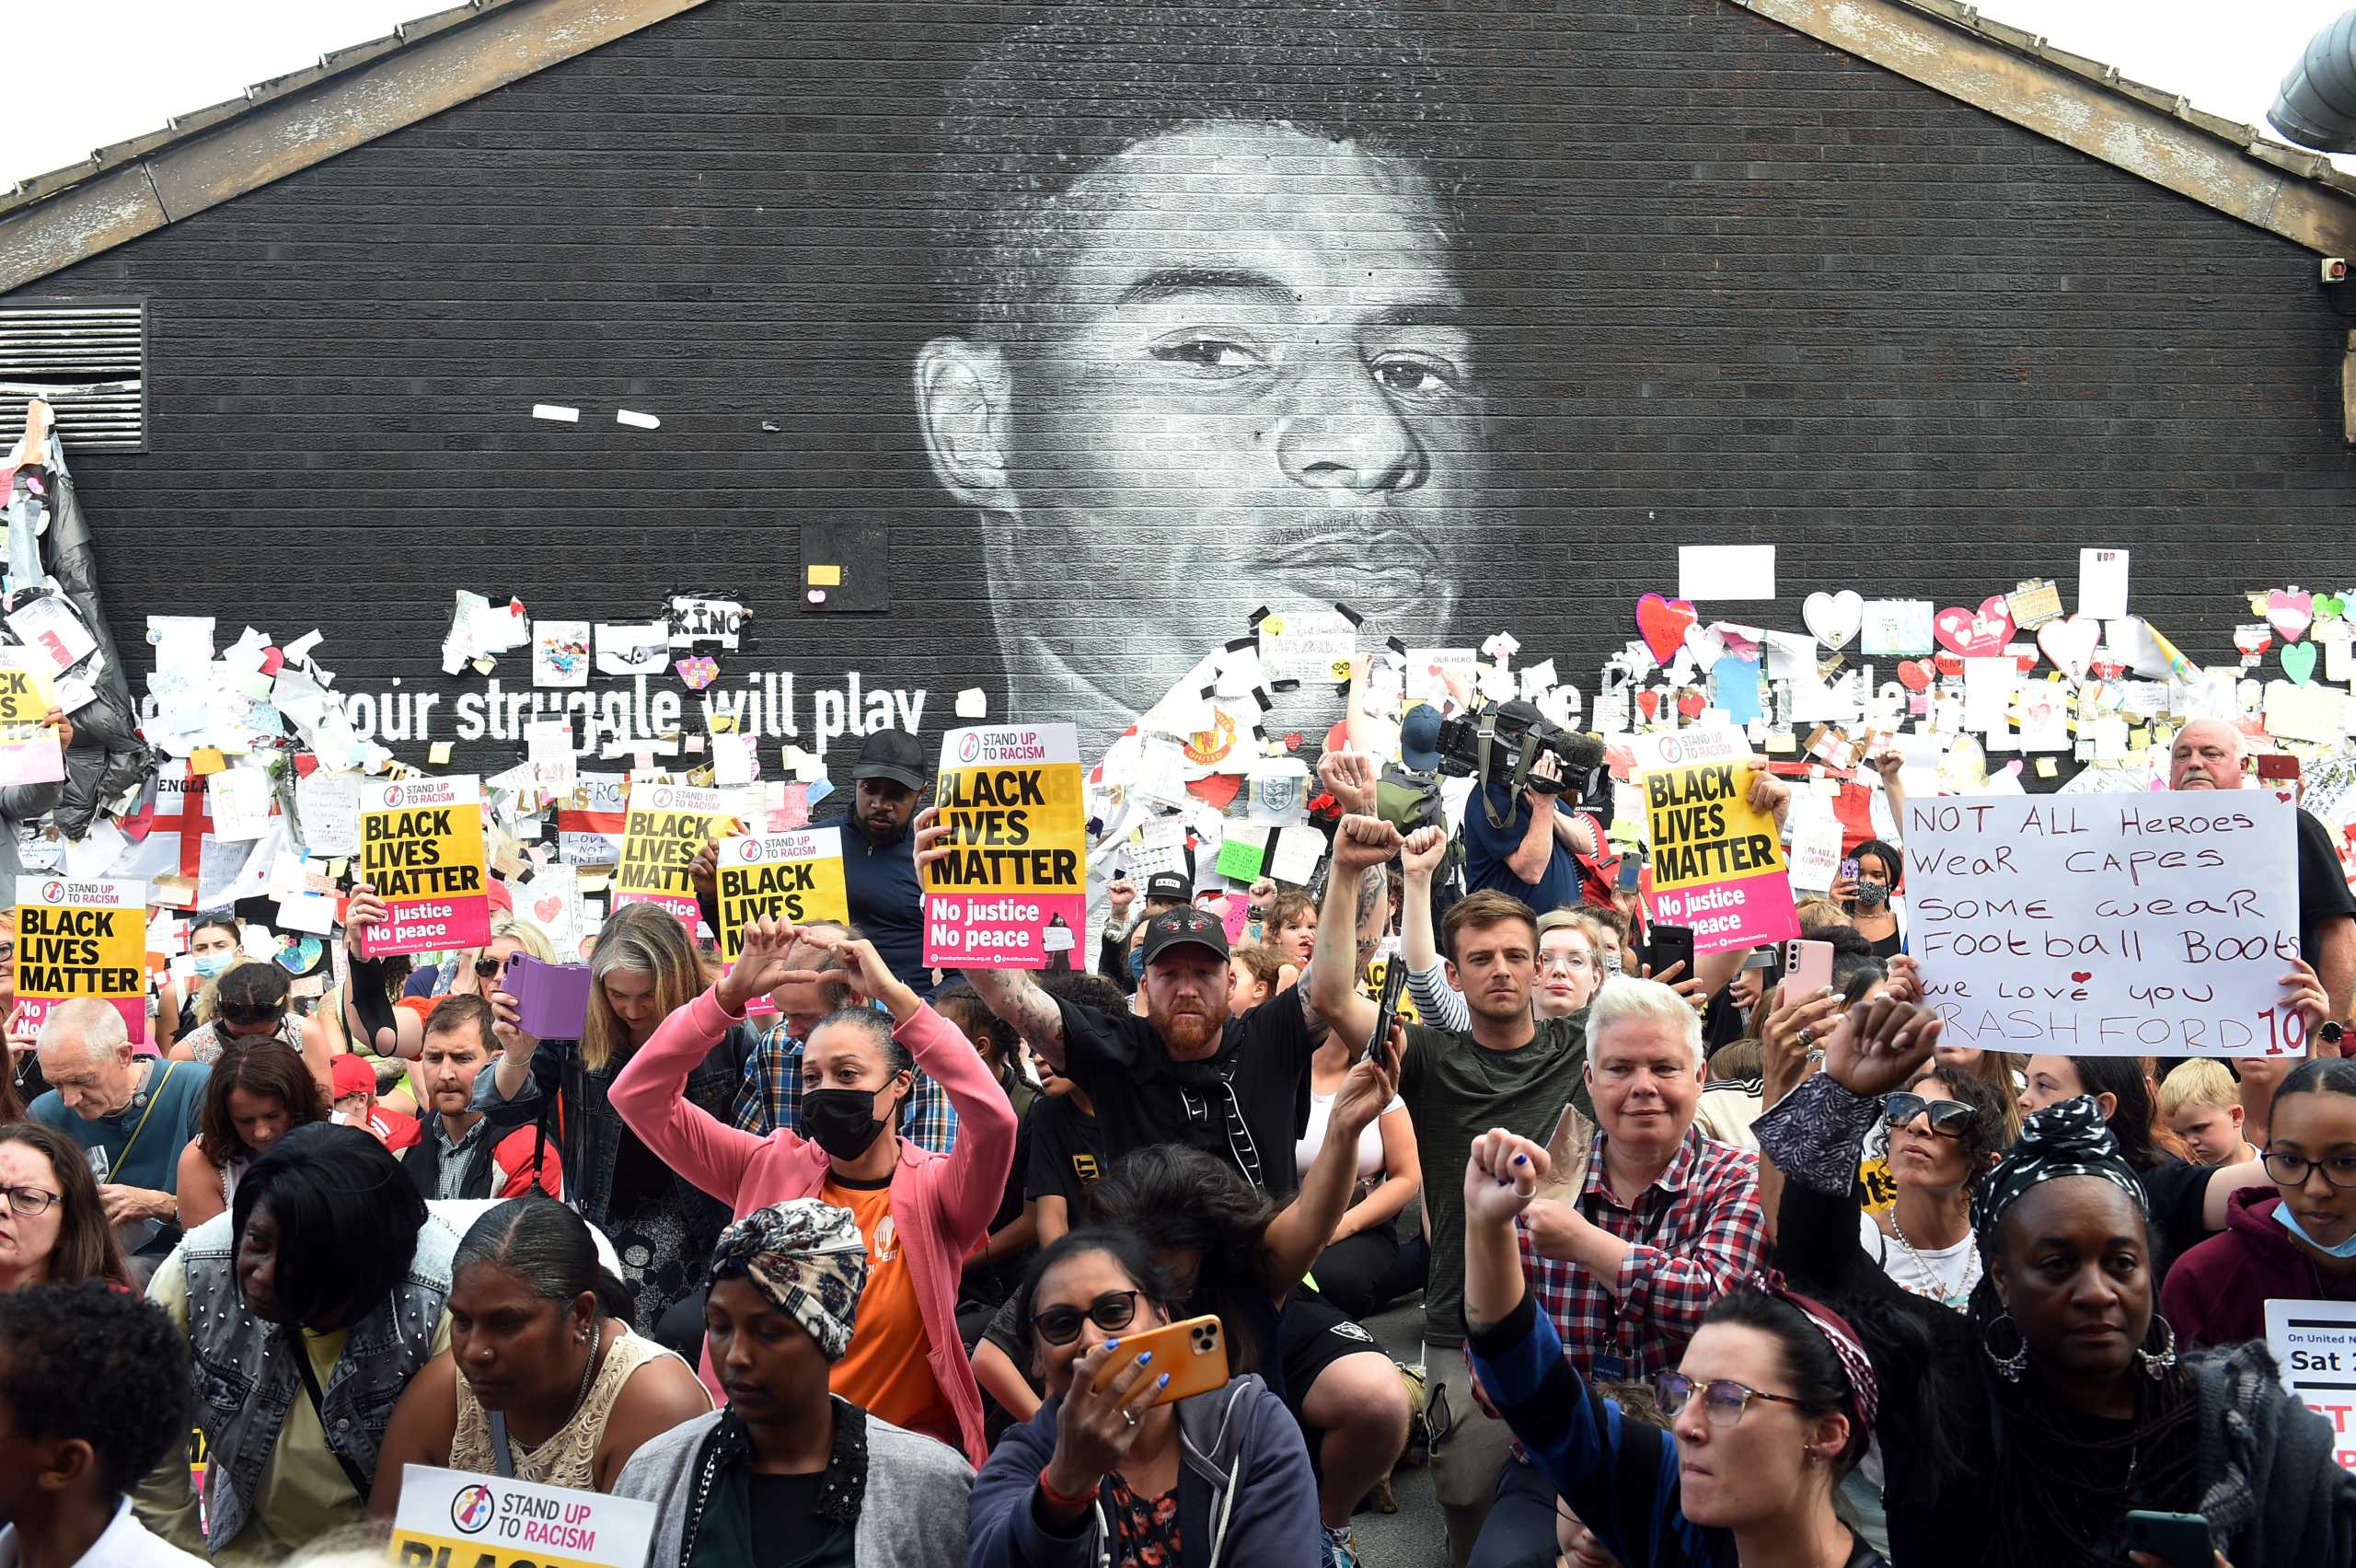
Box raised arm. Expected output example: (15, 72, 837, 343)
(1305, 815, 1398, 1054)
(1262, 1022, 1403, 1290)
(1503, 756, 1563, 884)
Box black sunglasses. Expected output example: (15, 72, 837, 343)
(1029, 1289, 1140, 1347)
(473, 955, 511, 979)
(1884, 1091, 1973, 1139)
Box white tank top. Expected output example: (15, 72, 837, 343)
(1293, 1090, 1403, 1193)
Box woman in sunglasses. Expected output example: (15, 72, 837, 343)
(1462, 1128, 1883, 1568)
(1859, 1067, 2009, 1310)
(0, 1120, 130, 1290)
(168, 958, 337, 1104)
(2165, 1055, 2356, 1349)
(969, 1228, 1319, 1568)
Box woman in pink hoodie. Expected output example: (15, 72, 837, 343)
(608, 920, 1017, 1466)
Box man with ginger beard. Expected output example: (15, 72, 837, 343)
(962, 904, 1326, 1199)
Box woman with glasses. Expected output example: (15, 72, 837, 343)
(1760, 992, 2354, 1568)
(172, 1043, 331, 1229)
(1859, 1067, 2009, 1310)
(1461, 1128, 1884, 1568)
(969, 1228, 1318, 1568)
(460, 913, 555, 1002)
(168, 959, 337, 1105)
(156, 912, 243, 1055)
(615, 1199, 973, 1568)
(0, 1120, 131, 1289)
(2165, 1055, 2356, 1349)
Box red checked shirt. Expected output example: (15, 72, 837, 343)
(1522, 1126, 1765, 1383)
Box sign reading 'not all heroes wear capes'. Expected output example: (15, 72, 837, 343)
(390, 1463, 656, 1568)
(924, 722, 1086, 969)
(1906, 792, 2299, 1057)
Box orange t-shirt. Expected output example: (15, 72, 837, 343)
(822, 1175, 955, 1446)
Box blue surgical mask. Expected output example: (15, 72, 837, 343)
(192, 952, 231, 979)
(2274, 1202, 2356, 1258)
(1127, 949, 1147, 982)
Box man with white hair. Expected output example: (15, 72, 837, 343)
(2171, 717, 2356, 1027)
(27, 998, 210, 1235)
(1469, 974, 1765, 1568)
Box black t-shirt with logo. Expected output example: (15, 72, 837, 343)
(1053, 993, 1321, 1199)
(1024, 1093, 1105, 1214)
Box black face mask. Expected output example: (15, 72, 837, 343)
(802, 1087, 886, 1161)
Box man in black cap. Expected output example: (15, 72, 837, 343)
(963, 901, 1325, 1199)
(1095, 869, 1195, 992)
(836, 728, 931, 991)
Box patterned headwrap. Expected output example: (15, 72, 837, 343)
(1970, 1093, 2148, 1245)
(1754, 1271, 1881, 1454)
(707, 1199, 869, 1362)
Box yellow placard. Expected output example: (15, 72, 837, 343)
(613, 782, 740, 917)
(14, 876, 145, 1039)
(925, 757, 1086, 894)
(1641, 761, 1786, 892)
(716, 827, 849, 960)
(357, 777, 492, 957)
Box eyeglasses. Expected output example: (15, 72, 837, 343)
(472, 955, 511, 979)
(1884, 1092, 1974, 1139)
(2262, 1150, 2356, 1190)
(1029, 1289, 1140, 1346)
(1653, 1370, 1807, 1427)
(0, 1185, 61, 1217)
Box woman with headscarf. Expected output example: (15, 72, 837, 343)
(613, 1198, 972, 1568)
(1461, 1127, 1883, 1567)
(1758, 992, 2356, 1568)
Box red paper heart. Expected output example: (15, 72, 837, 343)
(1635, 594, 1698, 665)
(1676, 690, 1705, 719)
(1637, 689, 1661, 721)
(1186, 773, 1242, 810)
(2089, 655, 2125, 681)
(1933, 651, 1964, 676)
(260, 647, 286, 677)
(1897, 661, 1932, 692)
(1933, 595, 2014, 658)
(2070, 970, 2094, 983)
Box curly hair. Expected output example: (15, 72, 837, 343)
(1085, 1145, 1276, 1376)
(0, 1280, 191, 1494)
(197, 1043, 330, 1167)
(1902, 1065, 2012, 1182)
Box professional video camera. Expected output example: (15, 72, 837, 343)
(1400, 698, 1611, 830)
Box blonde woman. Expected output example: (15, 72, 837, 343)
(477, 902, 757, 1332)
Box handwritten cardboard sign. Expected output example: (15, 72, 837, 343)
(390, 1463, 657, 1568)
(613, 781, 740, 928)
(1641, 760, 1798, 955)
(1907, 793, 2298, 1056)
(1257, 608, 1356, 685)
(358, 777, 492, 958)
(2265, 1299, 2356, 1470)
(716, 826, 849, 960)
(0, 650, 62, 788)
(12, 875, 145, 1040)
(923, 723, 1086, 969)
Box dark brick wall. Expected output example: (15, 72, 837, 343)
(10, 0, 2353, 777)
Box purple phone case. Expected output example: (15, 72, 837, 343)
(506, 955, 594, 1041)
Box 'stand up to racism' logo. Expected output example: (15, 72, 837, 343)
(959, 732, 982, 763)
(738, 838, 764, 863)
(383, 785, 405, 810)
(40, 882, 64, 904)
(652, 787, 676, 810)
(449, 1482, 496, 1533)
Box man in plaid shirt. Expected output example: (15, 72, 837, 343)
(1472, 974, 1764, 1566)
(728, 920, 961, 1153)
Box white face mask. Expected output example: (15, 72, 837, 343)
(191, 952, 231, 979)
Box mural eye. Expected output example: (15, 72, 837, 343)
(1371, 355, 1461, 395)
(1150, 337, 1261, 371)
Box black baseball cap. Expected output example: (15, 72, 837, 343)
(1138, 906, 1230, 966)
(1143, 871, 1193, 904)
(850, 729, 926, 791)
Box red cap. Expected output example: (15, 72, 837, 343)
(486, 878, 514, 915)
(330, 1055, 377, 1099)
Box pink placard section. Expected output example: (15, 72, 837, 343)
(614, 889, 702, 934)
(14, 996, 146, 1046)
(1647, 870, 1799, 956)
(923, 893, 1089, 971)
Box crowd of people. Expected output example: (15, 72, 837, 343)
(0, 720, 2352, 1568)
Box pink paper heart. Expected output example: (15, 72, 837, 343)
(2267, 589, 2315, 643)
(675, 655, 720, 690)
(534, 894, 564, 925)
(1635, 594, 1697, 665)
(2036, 615, 2100, 681)
(1933, 595, 2014, 658)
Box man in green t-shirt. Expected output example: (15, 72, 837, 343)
(29, 998, 210, 1244)
(1311, 815, 1592, 1568)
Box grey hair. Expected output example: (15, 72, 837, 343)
(35, 997, 128, 1061)
(1585, 976, 1703, 1068)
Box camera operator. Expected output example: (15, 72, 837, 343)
(1454, 739, 1611, 914)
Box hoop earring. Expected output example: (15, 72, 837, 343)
(2135, 1314, 2177, 1379)
(1983, 1310, 2028, 1383)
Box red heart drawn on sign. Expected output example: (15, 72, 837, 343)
(2070, 971, 2093, 983)
(1676, 690, 1705, 719)
(1637, 689, 1661, 721)
(534, 895, 564, 925)
(1635, 594, 1698, 665)
(1897, 661, 1932, 692)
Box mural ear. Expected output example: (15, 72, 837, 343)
(915, 337, 1016, 509)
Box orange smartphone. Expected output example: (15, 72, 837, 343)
(1091, 1314, 1229, 1408)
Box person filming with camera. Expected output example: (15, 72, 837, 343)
(1439, 703, 1622, 913)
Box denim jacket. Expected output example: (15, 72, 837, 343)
(471, 1031, 747, 1234)
(178, 1209, 456, 1552)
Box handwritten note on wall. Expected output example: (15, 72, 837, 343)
(1907, 793, 2300, 1056)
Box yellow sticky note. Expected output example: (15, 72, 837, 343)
(429, 742, 454, 766)
(2127, 728, 2149, 750)
(806, 564, 843, 587)
(190, 748, 226, 776)
(2036, 757, 2059, 778)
